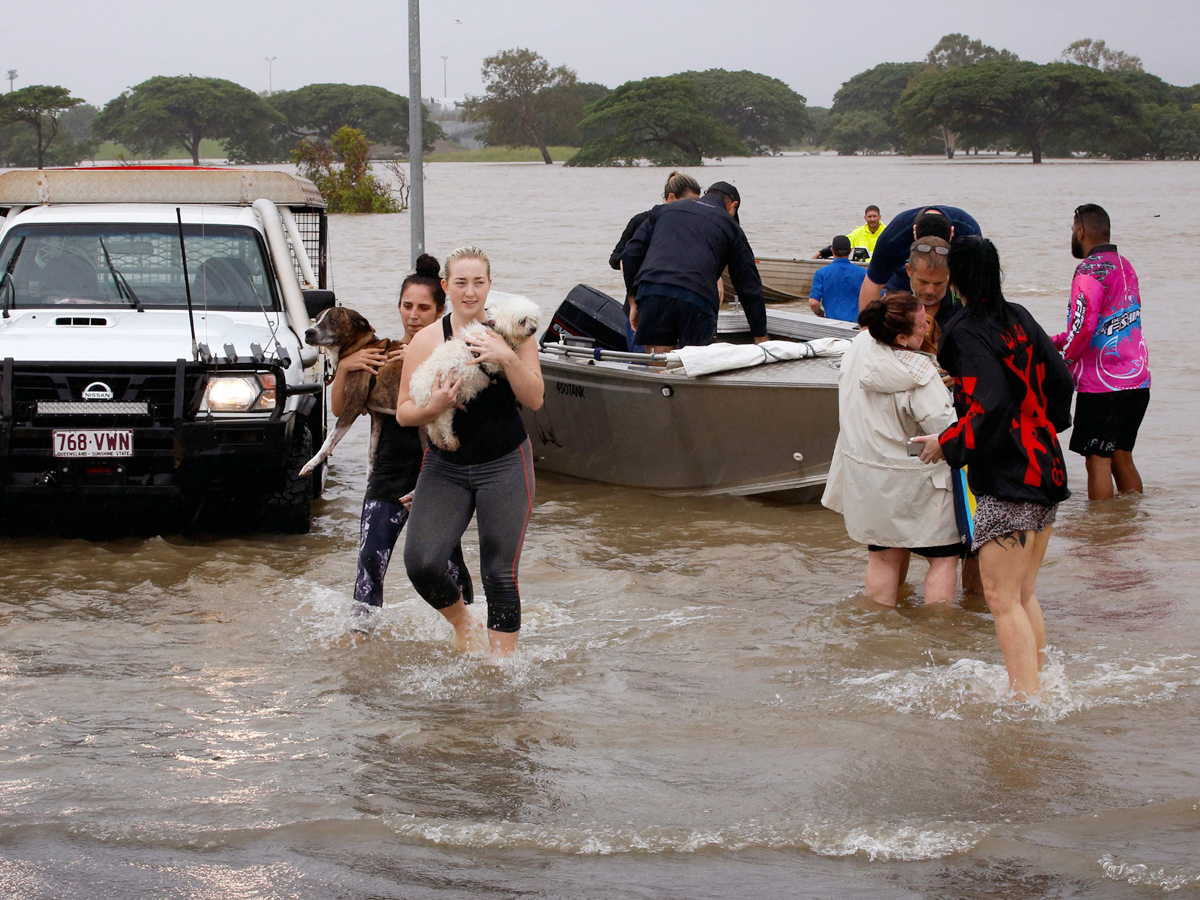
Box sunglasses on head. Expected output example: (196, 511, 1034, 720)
(914, 243, 950, 256)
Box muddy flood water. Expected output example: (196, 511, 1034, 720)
(1, 155, 1199, 898)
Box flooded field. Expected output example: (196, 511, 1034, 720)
(1, 155, 1198, 898)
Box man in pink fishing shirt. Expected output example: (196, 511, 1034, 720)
(1055, 204, 1151, 500)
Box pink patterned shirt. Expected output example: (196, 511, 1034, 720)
(1052, 245, 1150, 394)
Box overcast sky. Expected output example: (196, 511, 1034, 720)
(5, 0, 1199, 109)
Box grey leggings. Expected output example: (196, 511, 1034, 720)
(403, 440, 534, 633)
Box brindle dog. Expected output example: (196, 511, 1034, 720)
(299, 306, 404, 477)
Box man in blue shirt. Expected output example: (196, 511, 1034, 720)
(857, 205, 982, 311)
(809, 235, 866, 322)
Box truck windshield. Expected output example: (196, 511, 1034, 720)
(0, 223, 279, 311)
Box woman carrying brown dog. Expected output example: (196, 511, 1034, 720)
(397, 246, 544, 657)
(331, 254, 471, 633)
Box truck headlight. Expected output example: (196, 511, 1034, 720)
(202, 374, 276, 412)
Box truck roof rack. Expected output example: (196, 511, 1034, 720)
(0, 167, 326, 209)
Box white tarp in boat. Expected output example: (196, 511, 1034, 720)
(666, 338, 851, 377)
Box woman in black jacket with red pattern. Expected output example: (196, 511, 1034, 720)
(915, 237, 1074, 698)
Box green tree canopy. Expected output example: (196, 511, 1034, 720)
(462, 48, 580, 164)
(539, 81, 610, 145)
(804, 106, 829, 146)
(566, 75, 748, 167)
(1061, 38, 1143, 72)
(681, 69, 809, 155)
(825, 62, 924, 153)
(897, 60, 1144, 163)
(824, 110, 892, 156)
(0, 85, 85, 168)
(916, 34, 1019, 157)
(268, 83, 441, 152)
(59, 103, 99, 143)
(93, 75, 282, 165)
(1108, 71, 1190, 107)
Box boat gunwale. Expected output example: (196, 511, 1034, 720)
(536, 351, 841, 388)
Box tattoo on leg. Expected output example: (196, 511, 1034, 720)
(991, 530, 1029, 550)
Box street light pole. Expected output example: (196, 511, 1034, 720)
(264, 56, 277, 96)
(408, 0, 425, 266)
(441, 56, 448, 99)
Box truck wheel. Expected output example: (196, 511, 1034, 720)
(257, 426, 314, 534)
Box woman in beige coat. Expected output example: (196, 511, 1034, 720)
(822, 293, 960, 606)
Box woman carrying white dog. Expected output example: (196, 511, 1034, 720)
(397, 246, 544, 656)
(330, 254, 472, 633)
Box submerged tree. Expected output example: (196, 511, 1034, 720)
(269, 83, 441, 152)
(566, 75, 747, 167)
(681, 69, 809, 155)
(462, 48, 579, 164)
(897, 61, 1142, 163)
(293, 126, 401, 213)
(824, 62, 924, 154)
(93, 75, 281, 165)
(823, 110, 892, 156)
(0, 85, 85, 168)
(917, 34, 1021, 157)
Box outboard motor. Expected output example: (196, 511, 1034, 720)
(540, 284, 629, 351)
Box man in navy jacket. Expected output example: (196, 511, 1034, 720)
(622, 182, 769, 351)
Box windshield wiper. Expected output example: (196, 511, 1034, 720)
(97, 235, 143, 312)
(1, 235, 26, 319)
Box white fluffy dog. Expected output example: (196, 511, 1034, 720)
(409, 294, 541, 451)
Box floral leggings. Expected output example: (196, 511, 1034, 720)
(355, 497, 473, 608)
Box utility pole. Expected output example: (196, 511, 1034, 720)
(408, 0, 424, 266)
(6, 70, 16, 92)
(441, 56, 448, 99)
(264, 57, 277, 96)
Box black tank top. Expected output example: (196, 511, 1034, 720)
(365, 415, 423, 501)
(435, 314, 527, 464)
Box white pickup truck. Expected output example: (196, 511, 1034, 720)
(0, 168, 336, 532)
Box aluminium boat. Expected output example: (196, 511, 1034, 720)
(721, 255, 869, 302)
(521, 301, 856, 502)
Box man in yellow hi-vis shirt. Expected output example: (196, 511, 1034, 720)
(845, 205, 885, 257)
(812, 205, 887, 259)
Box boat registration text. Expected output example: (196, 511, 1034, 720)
(52, 429, 134, 458)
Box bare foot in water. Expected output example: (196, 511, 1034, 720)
(440, 599, 474, 650)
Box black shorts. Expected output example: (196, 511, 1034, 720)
(867, 542, 964, 558)
(634, 295, 716, 348)
(1069, 388, 1150, 458)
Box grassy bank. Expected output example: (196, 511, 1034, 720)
(421, 146, 579, 163)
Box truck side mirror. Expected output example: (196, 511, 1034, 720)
(302, 289, 336, 320)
